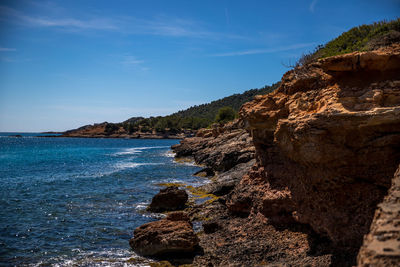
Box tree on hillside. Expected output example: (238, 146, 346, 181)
(105, 123, 119, 135)
(215, 106, 236, 123)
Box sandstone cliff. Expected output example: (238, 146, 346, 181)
(231, 44, 400, 248)
(166, 44, 400, 266)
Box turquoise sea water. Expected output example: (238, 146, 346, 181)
(0, 134, 203, 266)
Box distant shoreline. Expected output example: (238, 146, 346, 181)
(39, 133, 187, 139)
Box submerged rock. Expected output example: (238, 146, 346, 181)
(148, 186, 188, 212)
(130, 211, 199, 257)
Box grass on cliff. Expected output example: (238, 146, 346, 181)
(296, 18, 400, 67)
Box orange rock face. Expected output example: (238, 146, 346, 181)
(230, 44, 400, 248)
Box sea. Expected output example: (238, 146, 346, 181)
(0, 133, 204, 266)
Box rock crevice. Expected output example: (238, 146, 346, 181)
(232, 44, 400, 249)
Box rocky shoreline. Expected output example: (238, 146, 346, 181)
(48, 134, 187, 139)
(48, 122, 195, 139)
(129, 45, 400, 266)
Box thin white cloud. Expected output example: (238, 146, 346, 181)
(0, 47, 16, 52)
(309, 0, 318, 13)
(0, 5, 244, 39)
(119, 55, 149, 71)
(0, 6, 118, 30)
(210, 43, 316, 57)
(121, 56, 144, 65)
(24, 17, 118, 30)
(118, 16, 244, 39)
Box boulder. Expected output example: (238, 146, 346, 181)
(148, 186, 188, 212)
(165, 211, 191, 222)
(129, 212, 199, 257)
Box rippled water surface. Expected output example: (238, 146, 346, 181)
(0, 135, 202, 266)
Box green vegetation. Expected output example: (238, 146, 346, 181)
(172, 83, 279, 122)
(296, 19, 400, 67)
(101, 82, 280, 135)
(104, 123, 119, 134)
(72, 19, 399, 137)
(215, 106, 237, 123)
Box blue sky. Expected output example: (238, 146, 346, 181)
(0, 0, 399, 132)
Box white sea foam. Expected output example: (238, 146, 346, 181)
(114, 146, 170, 156)
(134, 201, 149, 211)
(163, 150, 175, 158)
(181, 161, 197, 166)
(113, 148, 141, 156)
(115, 162, 163, 170)
(133, 146, 170, 150)
(34, 248, 152, 267)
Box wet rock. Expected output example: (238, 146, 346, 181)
(148, 186, 188, 212)
(130, 212, 199, 257)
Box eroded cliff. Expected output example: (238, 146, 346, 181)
(133, 44, 400, 266)
(229, 44, 400, 252)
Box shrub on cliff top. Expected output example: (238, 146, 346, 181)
(316, 19, 400, 58)
(295, 18, 400, 67)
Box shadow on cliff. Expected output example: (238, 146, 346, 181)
(148, 246, 204, 266)
(267, 214, 359, 266)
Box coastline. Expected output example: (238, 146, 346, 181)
(39, 135, 185, 139)
(129, 45, 400, 266)
(0, 137, 204, 266)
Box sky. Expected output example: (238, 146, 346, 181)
(0, 0, 399, 132)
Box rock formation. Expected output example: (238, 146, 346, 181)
(172, 120, 255, 195)
(133, 44, 400, 266)
(173, 120, 255, 172)
(129, 211, 199, 257)
(229, 44, 400, 250)
(147, 186, 188, 212)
